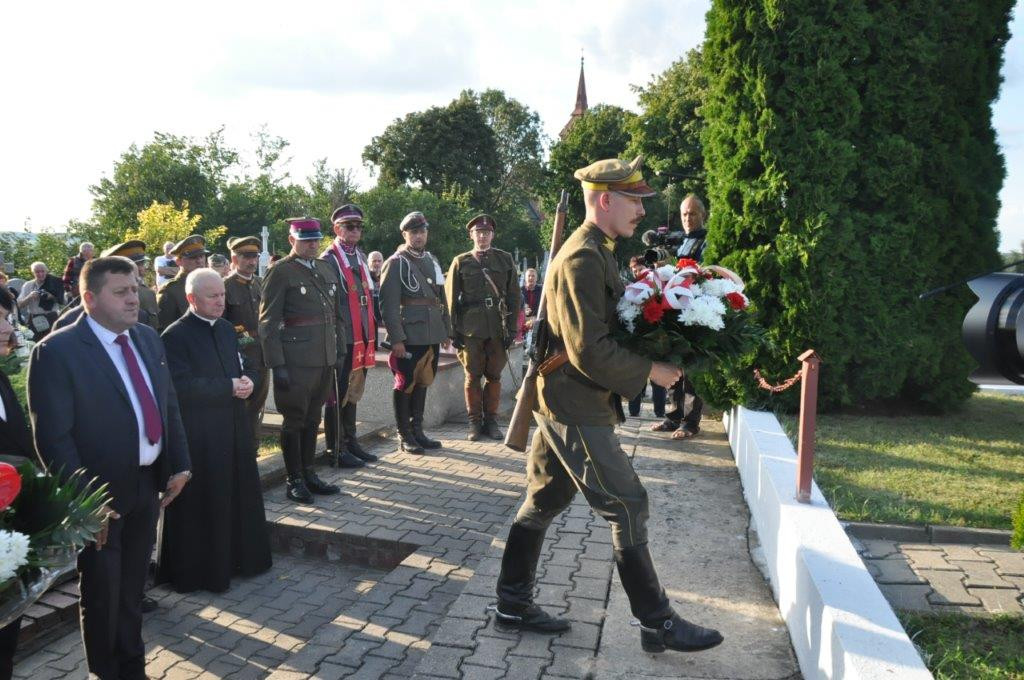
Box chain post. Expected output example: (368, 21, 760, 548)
(795, 349, 821, 503)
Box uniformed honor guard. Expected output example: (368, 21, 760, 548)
(259, 218, 348, 504)
(493, 157, 723, 654)
(52, 240, 158, 331)
(445, 214, 520, 441)
(320, 204, 379, 468)
(378, 211, 452, 454)
(224, 236, 270, 444)
(157, 234, 210, 331)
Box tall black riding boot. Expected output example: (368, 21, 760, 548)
(330, 402, 366, 469)
(300, 425, 341, 494)
(324, 403, 340, 466)
(281, 427, 312, 504)
(343, 402, 377, 462)
(410, 386, 442, 449)
(614, 544, 723, 653)
(393, 390, 424, 454)
(494, 523, 571, 633)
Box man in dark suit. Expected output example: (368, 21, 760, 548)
(27, 256, 192, 680)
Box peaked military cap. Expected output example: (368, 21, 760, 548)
(227, 236, 261, 254)
(466, 214, 496, 232)
(101, 240, 149, 262)
(573, 155, 656, 198)
(331, 204, 364, 224)
(286, 217, 323, 240)
(170, 234, 210, 258)
(399, 211, 429, 232)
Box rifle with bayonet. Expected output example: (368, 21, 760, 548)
(504, 189, 569, 452)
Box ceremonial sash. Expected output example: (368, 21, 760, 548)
(330, 241, 377, 371)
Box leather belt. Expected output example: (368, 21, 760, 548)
(401, 298, 441, 307)
(463, 297, 495, 308)
(283, 315, 325, 327)
(538, 350, 570, 376)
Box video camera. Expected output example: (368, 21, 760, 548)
(640, 229, 685, 266)
(962, 272, 1024, 385)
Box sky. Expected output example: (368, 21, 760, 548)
(1, 1, 1021, 248)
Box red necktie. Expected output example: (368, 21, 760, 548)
(114, 335, 163, 445)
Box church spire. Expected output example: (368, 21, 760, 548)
(573, 55, 588, 115)
(560, 54, 589, 138)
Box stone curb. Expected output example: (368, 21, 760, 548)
(844, 521, 1013, 546)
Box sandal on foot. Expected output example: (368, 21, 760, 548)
(671, 428, 699, 440)
(651, 420, 680, 432)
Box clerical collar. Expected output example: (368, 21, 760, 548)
(192, 311, 218, 326)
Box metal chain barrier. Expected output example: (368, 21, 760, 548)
(753, 367, 803, 393)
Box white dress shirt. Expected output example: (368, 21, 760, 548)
(87, 316, 162, 465)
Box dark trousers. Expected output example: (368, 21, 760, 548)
(0, 617, 21, 680)
(628, 382, 666, 417)
(78, 466, 159, 680)
(665, 376, 703, 431)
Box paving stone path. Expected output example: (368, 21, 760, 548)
(16, 408, 799, 679)
(853, 538, 1024, 615)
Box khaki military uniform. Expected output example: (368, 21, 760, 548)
(446, 248, 519, 426)
(156, 273, 188, 331)
(379, 246, 451, 391)
(516, 223, 653, 548)
(494, 158, 723, 653)
(138, 285, 158, 329)
(225, 272, 269, 443)
(259, 254, 347, 424)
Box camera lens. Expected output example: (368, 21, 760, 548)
(962, 272, 1024, 385)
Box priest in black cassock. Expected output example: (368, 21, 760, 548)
(158, 268, 272, 593)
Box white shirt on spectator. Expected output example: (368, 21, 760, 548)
(86, 315, 162, 465)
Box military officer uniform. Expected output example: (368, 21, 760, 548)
(320, 204, 379, 468)
(259, 218, 348, 504)
(52, 241, 158, 331)
(224, 236, 270, 444)
(445, 214, 520, 441)
(493, 157, 723, 654)
(379, 211, 452, 454)
(157, 235, 209, 331)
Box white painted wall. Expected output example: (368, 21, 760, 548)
(725, 406, 933, 680)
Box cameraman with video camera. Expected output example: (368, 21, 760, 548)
(17, 261, 65, 340)
(650, 194, 708, 439)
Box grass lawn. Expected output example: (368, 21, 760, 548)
(900, 613, 1024, 679)
(780, 392, 1024, 530)
(257, 435, 279, 459)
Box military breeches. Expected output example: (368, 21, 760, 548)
(457, 336, 506, 383)
(389, 344, 439, 394)
(274, 365, 333, 430)
(332, 345, 368, 406)
(515, 414, 650, 549)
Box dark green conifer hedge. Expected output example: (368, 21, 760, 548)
(699, 0, 1013, 411)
